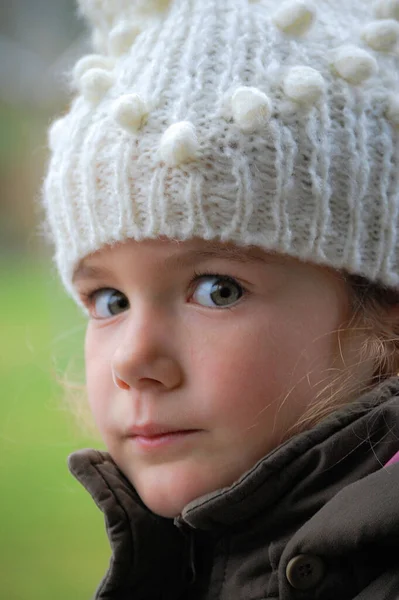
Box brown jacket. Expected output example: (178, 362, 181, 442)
(69, 377, 399, 600)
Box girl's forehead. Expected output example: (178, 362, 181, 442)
(73, 238, 288, 282)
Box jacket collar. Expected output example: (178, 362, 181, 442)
(69, 377, 399, 534)
(175, 376, 399, 532)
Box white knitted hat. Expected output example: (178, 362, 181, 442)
(43, 0, 399, 303)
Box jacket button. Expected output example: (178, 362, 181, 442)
(286, 554, 325, 591)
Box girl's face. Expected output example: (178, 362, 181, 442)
(74, 237, 370, 518)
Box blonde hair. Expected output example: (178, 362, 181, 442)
(347, 274, 399, 375)
(290, 273, 399, 435)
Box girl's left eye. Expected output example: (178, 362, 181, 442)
(190, 274, 245, 308)
(86, 288, 129, 319)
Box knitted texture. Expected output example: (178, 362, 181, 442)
(43, 0, 399, 304)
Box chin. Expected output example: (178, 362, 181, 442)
(145, 499, 184, 519)
(137, 476, 203, 518)
(131, 463, 218, 519)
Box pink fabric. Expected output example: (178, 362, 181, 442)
(385, 451, 399, 467)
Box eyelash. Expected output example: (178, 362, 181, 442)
(81, 269, 248, 313)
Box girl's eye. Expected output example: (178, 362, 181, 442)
(191, 275, 244, 308)
(88, 288, 129, 319)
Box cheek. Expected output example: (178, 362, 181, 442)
(188, 319, 283, 419)
(84, 328, 114, 424)
(188, 304, 341, 427)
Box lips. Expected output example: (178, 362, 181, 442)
(132, 429, 201, 450)
(139, 430, 199, 439)
(128, 424, 200, 438)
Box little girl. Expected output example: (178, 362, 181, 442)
(42, 0, 399, 598)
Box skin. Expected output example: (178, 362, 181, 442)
(73, 237, 373, 518)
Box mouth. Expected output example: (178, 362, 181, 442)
(133, 429, 200, 439)
(130, 429, 202, 450)
(128, 423, 202, 438)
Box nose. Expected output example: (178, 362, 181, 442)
(111, 310, 183, 392)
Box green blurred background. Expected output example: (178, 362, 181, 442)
(1, 2, 109, 598)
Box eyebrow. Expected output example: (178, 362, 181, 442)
(72, 264, 115, 284)
(72, 246, 280, 284)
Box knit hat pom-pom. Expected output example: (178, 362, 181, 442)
(361, 20, 399, 52)
(113, 94, 149, 132)
(231, 87, 273, 131)
(272, 0, 316, 36)
(283, 66, 326, 103)
(79, 68, 115, 104)
(332, 45, 378, 84)
(72, 54, 114, 88)
(159, 122, 199, 167)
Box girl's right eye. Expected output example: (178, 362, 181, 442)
(86, 288, 129, 319)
